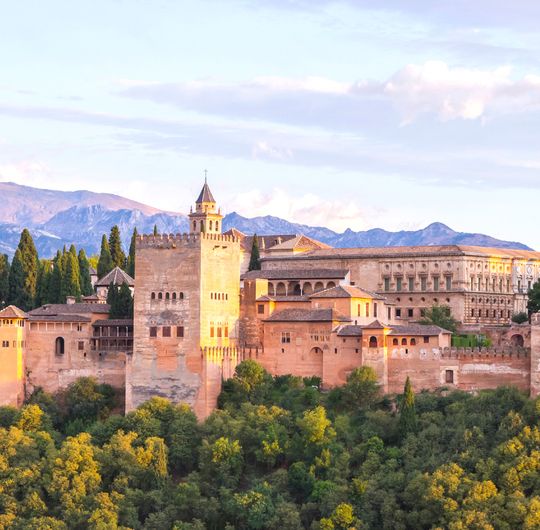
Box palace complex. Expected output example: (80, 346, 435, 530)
(1, 181, 540, 417)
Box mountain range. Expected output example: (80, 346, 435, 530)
(0, 182, 532, 258)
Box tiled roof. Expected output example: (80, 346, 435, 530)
(388, 324, 452, 335)
(242, 268, 349, 280)
(310, 284, 385, 300)
(89, 266, 97, 275)
(29, 303, 110, 316)
(196, 181, 216, 203)
(0, 305, 28, 319)
(261, 245, 540, 262)
(266, 234, 332, 252)
(93, 319, 134, 327)
(362, 319, 387, 329)
(95, 267, 135, 287)
(28, 314, 92, 323)
(265, 308, 351, 323)
(337, 325, 363, 337)
(256, 295, 310, 302)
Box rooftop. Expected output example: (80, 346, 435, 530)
(310, 284, 386, 300)
(196, 180, 216, 203)
(93, 319, 134, 327)
(95, 267, 135, 288)
(0, 305, 28, 319)
(29, 303, 110, 317)
(28, 314, 92, 323)
(265, 308, 351, 323)
(242, 268, 349, 281)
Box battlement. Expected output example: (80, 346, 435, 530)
(136, 232, 238, 249)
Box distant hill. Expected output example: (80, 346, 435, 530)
(0, 182, 532, 258)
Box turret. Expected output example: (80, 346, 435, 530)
(189, 177, 223, 235)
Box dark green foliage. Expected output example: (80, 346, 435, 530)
(399, 377, 417, 437)
(0, 254, 9, 308)
(419, 304, 459, 333)
(61, 245, 81, 301)
(107, 281, 133, 319)
(512, 311, 529, 324)
(78, 249, 93, 296)
(36, 259, 52, 306)
(97, 234, 113, 279)
(153, 224, 158, 236)
(108, 225, 126, 269)
(528, 279, 540, 314)
(248, 233, 261, 271)
(8, 229, 39, 310)
(127, 227, 138, 278)
(48, 251, 63, 304)
(3, 368, 540, 529)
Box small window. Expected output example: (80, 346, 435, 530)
(392, 338, 399, 346)
(408, 308, 414, 318)
(162, 326, 171, 337)
(55, 337, 65, 355)
(78, 341, 84, 351)
(281, 332, 291, 344)
(210, 326, 215, 338)
(172, 292, 177, 300)
(384, 278, 390, 291)
(374, 303, 378, 318)
(365, 303, 370, 317)
(401, 338, 407, 346)
(396, 277, 402, 291)
(224, 326, 229, 338)
(149, 327, 157, 338)
(369, 336, 378, 348)
(410, 338, 416, 346)
(217, 327, 222, 338)
(179, 292, 184, 300)
(165, 292, 170, 300)
(445, 370, 454, 384)
(176, 326, 184, 338)
(215, 221, 219, 231)
(158, 292, 163, 300)
(257, 304, 265, 315)
(396, 308, 402, 319)
(423, 336, 429, 344)
(151, 292, 156, 300)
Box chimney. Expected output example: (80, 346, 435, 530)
(66, 296, 76, 305)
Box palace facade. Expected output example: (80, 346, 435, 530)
(1, 181, 539, 417)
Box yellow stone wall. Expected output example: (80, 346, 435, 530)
(0, 317, 25, 406)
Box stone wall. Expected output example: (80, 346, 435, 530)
(0, 319, 25, 407)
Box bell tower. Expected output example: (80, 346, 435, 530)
(189, 177, 223, 235)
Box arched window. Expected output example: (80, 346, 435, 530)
(327, 281, 336, 289)
(179, 292, 184, 300)
(410, 338, 416, 346)
(165, 292, 170, 300)
(151, 292, 156, 300)
(392, 338, 399, 346)
(292, 283, 302, 296)
(158, 292, 163, 300)
(193, 221, 196, 231)
(209, 220, 213, 230)
(314, 281, 324, 292)
(276, 282, 286, 295)
(55, 337, 65, 355)
(369, 336, 378, 348)
(401, 338, 407, 346)
(172, 292, 177, 300)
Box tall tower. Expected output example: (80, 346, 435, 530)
(189, 178, 223, 235)
(0, 306, 27, 406)
(127, 181, 241, 418)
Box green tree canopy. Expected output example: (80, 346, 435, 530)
(8, 229, 39, 310)
(62, 246, 81, 302)
(419, 304, 459, 333)
(78, 249, 94, 296)
(398, 376, 417, 437)
(528, 279, 540, 315)
(0, 254, 10, 308)
(248, 234, 261, 271)
(48, 251, 64, 304)
(126, 227, 138, 278)
(97, 235, 113, 279)
(108, 225, 126, 269)
(107, 282, 133, 319)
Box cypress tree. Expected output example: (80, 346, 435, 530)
(63, 248, 82, 301)
(78, 249, 93, 296)
(399, 377, 417, 437)
(126, 227, 138, 278)
(97, 235, 113, 279)
(8, 249, 28, 309)
(14, 229, 39, 309)
(0, 254, 9, 308)
(49, 251, 64, 304)
(108, 225, 126, 269)
(153, 224, 158, 236)
(36, 259, 52, 306)
(248, 234, 261, 271)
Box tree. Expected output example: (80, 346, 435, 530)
(0, 254, 10, 308)
(78, 249, 93, 296)
(48, 251, 64, 304)
(36, 259, 52, 307)
(97, 235, 113, 279)
(8, 230, 39, 310)
(420, 304, 458, 333)
(342, 366, 380, 409)
(248, 234, 261, 271)
(107, 282, 133, 319)
(126, 227, 138, 278)
(153, 224, 158, 236)
(62, 246, 81, 301)
(108, 225, 126, 269)
(528, 280, 540, 315)
(512, 312, 529, 324)
(399, 377, 417, 437)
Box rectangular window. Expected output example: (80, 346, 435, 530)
(210, 326, 215, 338)
(396, 277, 402, 292)
(445, 370, 454, 384)
(408, 277, 414, 291)
(365, 303, 370, 317)
(281, 332, 291, 344)
(388, 307, 391, 320)
(78, 341, 84, 351)
(396, 308, 402, 319)
(176, 326, 184, 338)
(471, 308, 475, 317)
(408, 308, 414, 318)
(423, 336, 430, 344)
(374, 303, 378, 318)
(446, 276, 452, 290)
(421, 277, 427, 291)
(433, 276, 440, 291)
(384, 277, 390, 291)
(357, 304, 361, 317)
(162, 326, 171, 338)
(257, 304, 265, 315)
(224, 326, 229, 338)
(420, 308, 426, 317)
(149, 327, 157, 338)
(217, 327, 222, 338)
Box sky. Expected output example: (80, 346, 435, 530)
(1, 0, 540, 248)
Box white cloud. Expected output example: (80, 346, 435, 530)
(0, 161, 53, 187)
(225, 187, 375, 232)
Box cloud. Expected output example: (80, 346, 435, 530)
(118, 62, 540, 127)
(0, 161, 53, 187)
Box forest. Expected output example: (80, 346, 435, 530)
(1, 361, 540, 529)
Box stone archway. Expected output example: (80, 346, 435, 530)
(511, 334, 524, 347)
(276, 282, 286, 295)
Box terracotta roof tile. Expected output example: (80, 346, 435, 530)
(0, 305, 28, 319)
(242, 268, 349, 280)
(265, 308, 351, 323)
(95, 267, 135, 287)
(310, 284, 385, 300)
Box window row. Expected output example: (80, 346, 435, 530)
(192, 219, 219, 232)
(210, 292, 229, 301)
(357, 302, 378, 318)
(210, 324, 229, 338)
(151, 292, 185, 301)
(384, 276, 452, 292)
(0, 319, 24, 327)
(149, 326, 185, 338)
(471, 309, 512, 319)
(391, 336, 430, 346)
(1, 340, 25, 348)
(470, 277, 512, 292)
(470, 297, 512, 305)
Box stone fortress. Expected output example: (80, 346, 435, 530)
(1, 181, 540, 417)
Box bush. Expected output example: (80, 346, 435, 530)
(511, 312, 529, 324)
